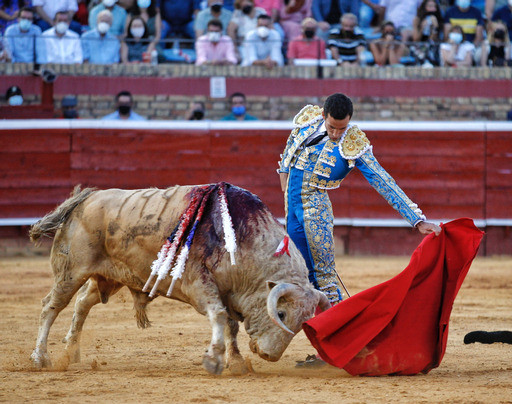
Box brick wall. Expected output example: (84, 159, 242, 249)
(1, 64, 512, 121)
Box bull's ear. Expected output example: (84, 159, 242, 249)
(266, 280, 278, 291)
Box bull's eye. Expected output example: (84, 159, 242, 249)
(278, 311, 286, 321)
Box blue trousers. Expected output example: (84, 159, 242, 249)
(285, 168, 344, 305)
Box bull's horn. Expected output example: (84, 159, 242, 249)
(316, 290, 331, 312)
(266, 282, 296, 335)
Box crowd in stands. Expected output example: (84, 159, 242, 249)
(1, 0, 512, 67)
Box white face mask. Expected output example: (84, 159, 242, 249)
(456, 0, 470, 9)
(449, 32, 463, 44)
(137, 0, 151, 8)
(97, 21, 110, 34)
(130, 26, 145, 38)
(19, 18, 32, 31)
(257, 26, 270, 38)
(208, 31, 221, 42)
(8, 95, 23, 106)
(55, 22, 69, 34)
(103, 0, 117, 7)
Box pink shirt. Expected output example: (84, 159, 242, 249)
(254, 0, 280, 16)
(195, 35, 238, 66)
(287, 35, 326, 60)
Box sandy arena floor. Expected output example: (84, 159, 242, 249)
(0, 255, 511, 404)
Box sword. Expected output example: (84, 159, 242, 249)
(336, 271, 351, 298)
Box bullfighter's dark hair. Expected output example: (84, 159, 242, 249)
(323, 93, 353, 120)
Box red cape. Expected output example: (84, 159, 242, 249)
(302, 218, 483, 376)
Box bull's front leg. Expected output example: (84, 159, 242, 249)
(225, 317, 250, 375)
(203, 302, 228, 375)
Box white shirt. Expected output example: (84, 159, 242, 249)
(378, 0, 422, 29)
(242, 28, 284, 66)
(440, 41, 475, 66)
(32, 0, 79, 20)
(37, 28, 83, 64)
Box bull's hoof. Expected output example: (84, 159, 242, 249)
(227, 356, 250, 375)
(202, 353, 224, 375)
(464, 330, 512, 344)
(30, 351, 52, 369)
(64, 346, 81, 364)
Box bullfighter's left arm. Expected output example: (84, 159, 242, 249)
(355, 148, 427, 227)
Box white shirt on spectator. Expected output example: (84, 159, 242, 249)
(440, 41, 475, 66)
(378, 0, 422, 30)
(37, 27, 83, 64)
(32, 0, 79, 21)
(241, 28, 284, 66)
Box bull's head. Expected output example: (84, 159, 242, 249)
(245, 281, 330, 361)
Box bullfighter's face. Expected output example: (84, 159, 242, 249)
(324, 113, 351, 142)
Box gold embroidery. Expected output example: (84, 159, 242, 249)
(293, 105, 323, 128)
(341, 126, 371, 161)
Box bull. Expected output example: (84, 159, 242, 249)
(29, 183, 329, 375)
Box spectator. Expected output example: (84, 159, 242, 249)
(228, 0, 266, 46)
(311, 0, 343, 40)
(89, 0, 127, 37)
(361, 0, 422, 42)
(73, 0, 89, 26)
(277, 0, 312, 41)
(328, 12, 366, 65)
(61, 94, 79, 118)
(220, 91, 258, 120)
(125, 0, 161, 50)
(358, 0, 379, 31)
(195, 19, 237, 65)
(491, 1, 512, 41)
(254, 0, 279, 22)
(186, 100, 206, 120)
(159, 0, 200, 42)
(102, 90, 146, 120)
(37, 10, 83, 64)
(412, 0, 443, 42)
(121, 15, 154, 62)
(5, 7, 42, 63)
(286, 17, 326, 63)
(0, 32, 9, 61)
(82, 9, 120, 64)
(481, 20, 510, 66)
(440, 24, 475, 67)
(5, 85, 22, 105)
(33, 0, 82, 35)
(0, 0, 28, 34)
(241, 13, 283, 67)
(444, 0, 485, 46)
(194, 0, 232, 37)
(369, 20, 406, 65)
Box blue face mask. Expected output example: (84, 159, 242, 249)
(19, 18, 32, 31)
(232, 105, 246, 116)
(8, 95, 23, 106)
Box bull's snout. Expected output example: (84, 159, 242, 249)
(249, 339, 281, 362)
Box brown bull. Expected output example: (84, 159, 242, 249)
(29, 183, 329, 375)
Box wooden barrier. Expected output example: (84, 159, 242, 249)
(1, 120, 511, 255)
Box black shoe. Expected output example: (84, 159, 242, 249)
(295, 354, 327, 368)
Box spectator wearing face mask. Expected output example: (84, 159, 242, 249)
(33, 0, 82, 35)
(61, 95, 79, 119)
(89, 0, 127, 37)
(440, 25, 475, 67)
(5, 85, 23, 106)
(37, 10, 83, 64)
(102, 90, 146, 120)
(5, 7, 42, 63)
(195, 19, 237, 65)
(186, 100, 207, 120)
(228, 0, 266, 46)
(220, 92, 258, 120)
(241, 13, 283, 67)
(328, 12, 366, 66)
(277, 0, 312, 42)
(287, 17, 326, 64)
(125, 0, 161, 54)
(82, 9, 120, 64)
(121, 15, 154, 62)
(195, 0, 232, 37)
(491, 0, 512, 42)
(444, 0, 484, 46)
(481, 21, 511, 66)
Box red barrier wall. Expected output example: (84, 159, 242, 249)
(1, 121, 511, 255)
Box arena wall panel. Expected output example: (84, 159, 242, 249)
(1, 120, 511, 255)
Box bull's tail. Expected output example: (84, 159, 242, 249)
(29, 185, 97, 244)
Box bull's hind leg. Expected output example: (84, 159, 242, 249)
(31, 265, 88, 368)
(62, 277, 124, 364)
(225, 317, 249, 375)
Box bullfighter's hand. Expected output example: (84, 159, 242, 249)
(416, 221, 441, 236)
(279, 172, 288, 192)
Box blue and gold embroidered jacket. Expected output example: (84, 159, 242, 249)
(278, 105, 426, 227)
